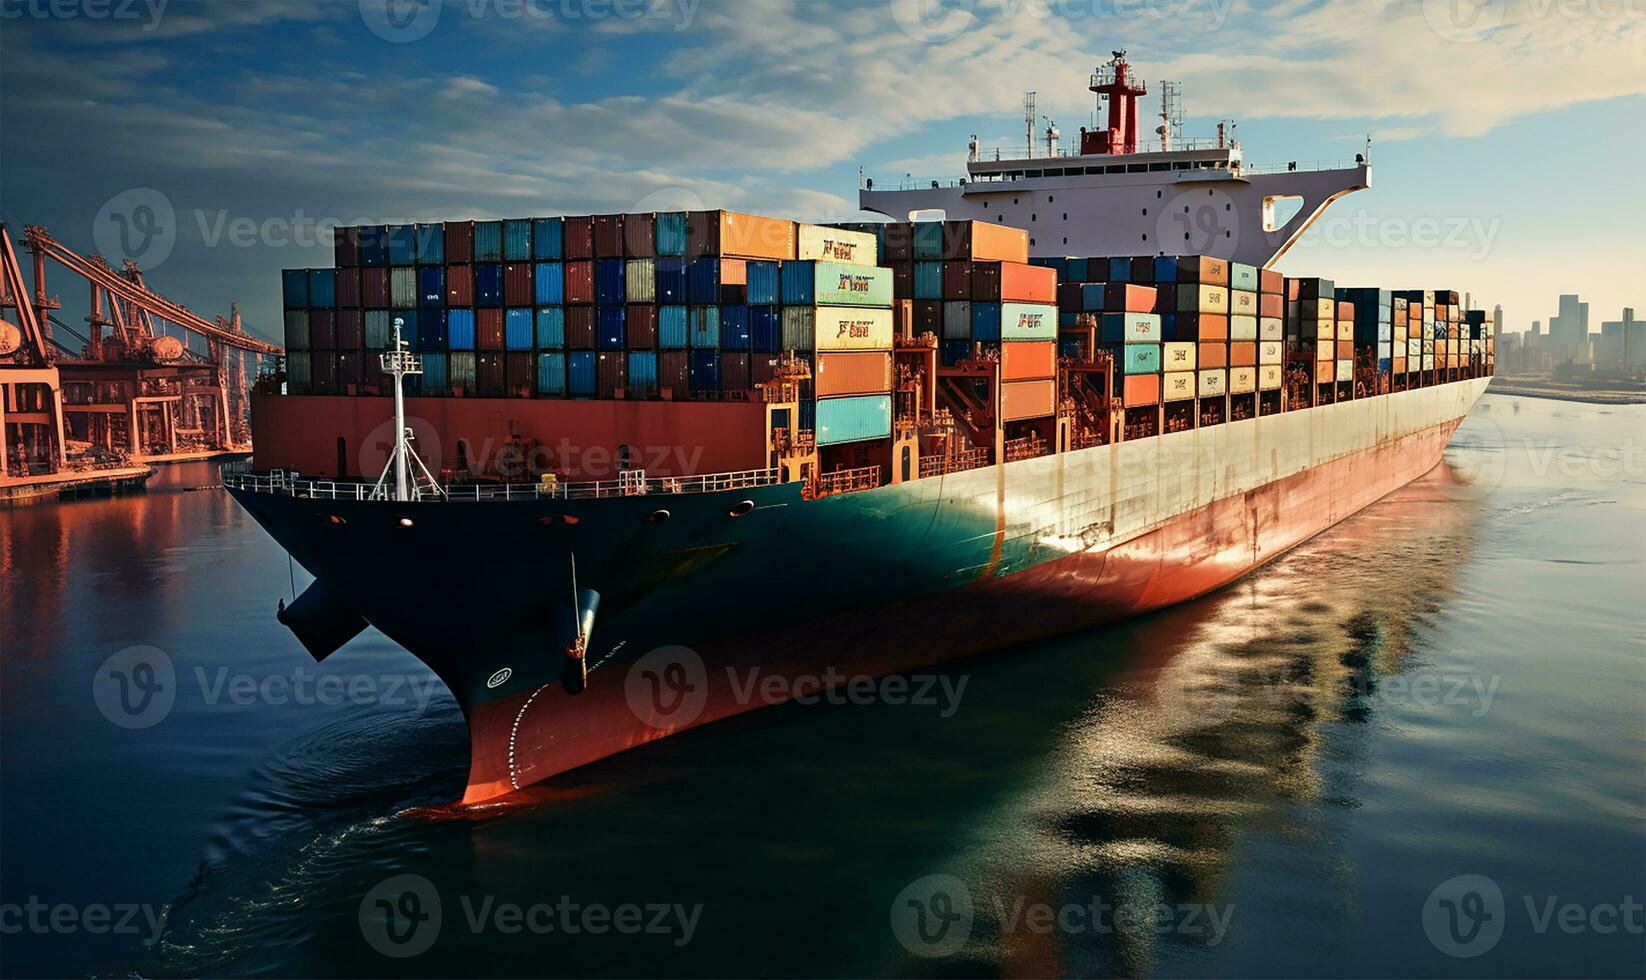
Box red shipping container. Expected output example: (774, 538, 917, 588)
(362, 268, 390, 307)
(1259, 293, 1283, 318)
(892, 263, 913, 300)
(312, 353, 338, 395)
(751, 353, 778, 387)
(626, 304, 659, 348)
(719, 352, 750, 392)
(506, 352, 534, 396)
(503, 263, 534, 306)
(1229, 341, 1257, 367)
(563, 216, 594, 259)
(444, 221, 474, 264)
(1337, 339, 1354, 359)
(563, 261, 595, 304)
(814, 351, 892, 397)
(477, 308, 504, 350)
(335, 227, 362, 268)
(477, 352, 505, 396)
(882, 222, 914, 262)
(1198, 342, 1228, 369)
(1178, 313, 1228, 342)
(592, 214, 624, 258)
(623, 213, 656, 258)
(336, 310, 364, 349)
(335, 268, 361, 307)
(1155, 285, 1177, 313)
(975, 262, 1057, 303)
(1122, 374, 1160, 406)
(1057, 282, 1083, 309)
(309, 310, 337, 349)
(565, 306, 595, 348)
(336, 351, 363, 389)
(597, 350, 626, 396)
(1259, 268, 1283, 294)
(1337, 300, 1354, 321)
(913, 300, 942, 335)
(659, 350, 689, 398)
(1104, 283, 1157, 313)
(363, 354, 383, 393)
(445, 265, 473, 306)
(1000, 379, 1055, 420)
(942, 261, 973, 301)
(1001, 340, 1056, 381)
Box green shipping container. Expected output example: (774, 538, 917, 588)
(1000, 302, 1057, 340)
(793, 261, 895, 308)
(1230, 262, 1259, 292)
(1121, 343, 1161, 374)
(815, 393, 892, 445)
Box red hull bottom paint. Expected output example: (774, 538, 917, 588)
(463, 414, 1465, 804)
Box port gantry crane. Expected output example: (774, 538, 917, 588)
(0, 222, 283, 487)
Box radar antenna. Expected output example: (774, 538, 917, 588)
(370, 316, 445, 502)
(1158, 80, 1183, 152)
(1023, 91, 1036, 158)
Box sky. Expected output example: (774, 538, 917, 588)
(2, 0, 1642, 344)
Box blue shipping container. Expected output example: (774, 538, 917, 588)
(422, 353, 448, 390)
(282, 269, 308, 308)
(448, 309, 476, 349)
(687, 257, 721, 305)
(628, 351, 659, 392)
(940, 339, 971, 366)
(475, 265, 503, 307)
(419, 310, 448, 350)
(307, 269, 335, 308)
(689, 306, 719, 348)
(474, 221, 503, 262)
(596, 259, 626, 305)
(750, 306, 780, 353)
(535, 307, 565, 348)
(505, 308, 534, 350)
(655, 257, 686, 303)
(535, 263, 564, 305)
(503, 219, 532, 261)
(1107, 257, 1131, 282)
(567, 351, 596, 396)
(419, 266, 446, 308)
(656, 212, 687, 256)
(816, 394, 893, 446)
(1080, 283, 1105, 312)
(414, 223, 444, 265)
(719, 305, 751, 350)
(532, 218, 563, 260)
(1064, 257, 1087, 283)
(387, 225, 417, 266)
(746, 261, 779, 305)
(914, 261, 944, 300)
(689, 351, 719, 392)
(1153, 256, 1179, 284)
(358, 226, 388, 268)
(537, 352, 566, 395)
(596, 306, 626, 350)
(660, 306, 688, 349)
(971, 302, 1003, 341)
(912, 222, 944, 259)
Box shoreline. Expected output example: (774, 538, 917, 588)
(1486, 377, 1646, 406)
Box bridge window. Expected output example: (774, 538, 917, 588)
(1105, 165, 1126, 174)
(1127, 163, 1147, 173)
(1086, 166, 1104, 175)
(1173, 162, 1191, 170)
(1043, 169, 1062, 177)
(1025, 170, 1043, 178)
(1149, 162, 1170, 172)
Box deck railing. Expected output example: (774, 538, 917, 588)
(221, 461, 782, 502)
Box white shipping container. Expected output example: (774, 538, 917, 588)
(1162, 341, 1196, 371)
(1336, 359, 1353, 383)
(1259, 341, 1283, 365)
(814, 306, 894, 351)
(1316, 341, 1333, 361)
(1230, 289, 1258, 316)
(1163, 371, 1196, 401)
(1229, 366, 1257, 394)
(1258, 364, 1282, 389)
(1197, 369, 1226, 399)
(1316, 321, 1334, 340)
(1230, 315, 1258, 341)
(798, 224, 878, 265)
(1259, 316, 1283, 341)
(1336, 319, 1353, 341)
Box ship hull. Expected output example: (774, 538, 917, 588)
(227, 378, 1488, 804)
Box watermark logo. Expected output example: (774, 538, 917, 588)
(1423, 874, 1505, 957)
(93, 646, 177, 729)
(891, 874, 974, 958)
(624, 645, 709, 728)
(92, 188, 176, 269)
(889, 0, 978, 42)
(360, 874, 443, 958)
(1421, 0, 1509, 43)
(1158, 186, 1240, 256)
(360, 0, 442, 42)
(1441, 415, 1507, 501)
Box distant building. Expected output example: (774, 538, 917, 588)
(1549, 294, 1591, 364)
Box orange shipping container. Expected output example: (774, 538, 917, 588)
(687, 210, 796, 261)
(972, 261, 1057, 303)
(1336, 339, 1354, 359)
(814, 351, 893, 397)
(1177, 313, 1227, 342)
(1001, 340, 1056, 380)
(1197, 342, 1228, 369)
(1001, 379, 1056, 420)
(1315, 361, 1334, 384)
(1177, 256, 1230, 286)
(1229, 341, 1257, 367)
(1122, 374, 1161, 406)
(1259, 293, 1283, 318)
(944, 221, 1029, 263)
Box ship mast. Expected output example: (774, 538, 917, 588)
(370, 316, 443, 502)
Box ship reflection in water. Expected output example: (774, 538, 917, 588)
(1, 395, 1641, 979)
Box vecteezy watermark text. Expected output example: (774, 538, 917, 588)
(0, 0, 167, 29)
(0, 897, 169, 947)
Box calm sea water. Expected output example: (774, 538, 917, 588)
(2, 393, 1642, 979)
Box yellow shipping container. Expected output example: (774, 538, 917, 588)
(813, 307, 894, 351)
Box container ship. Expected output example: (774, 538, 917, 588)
(225, 63, 1492, 804)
